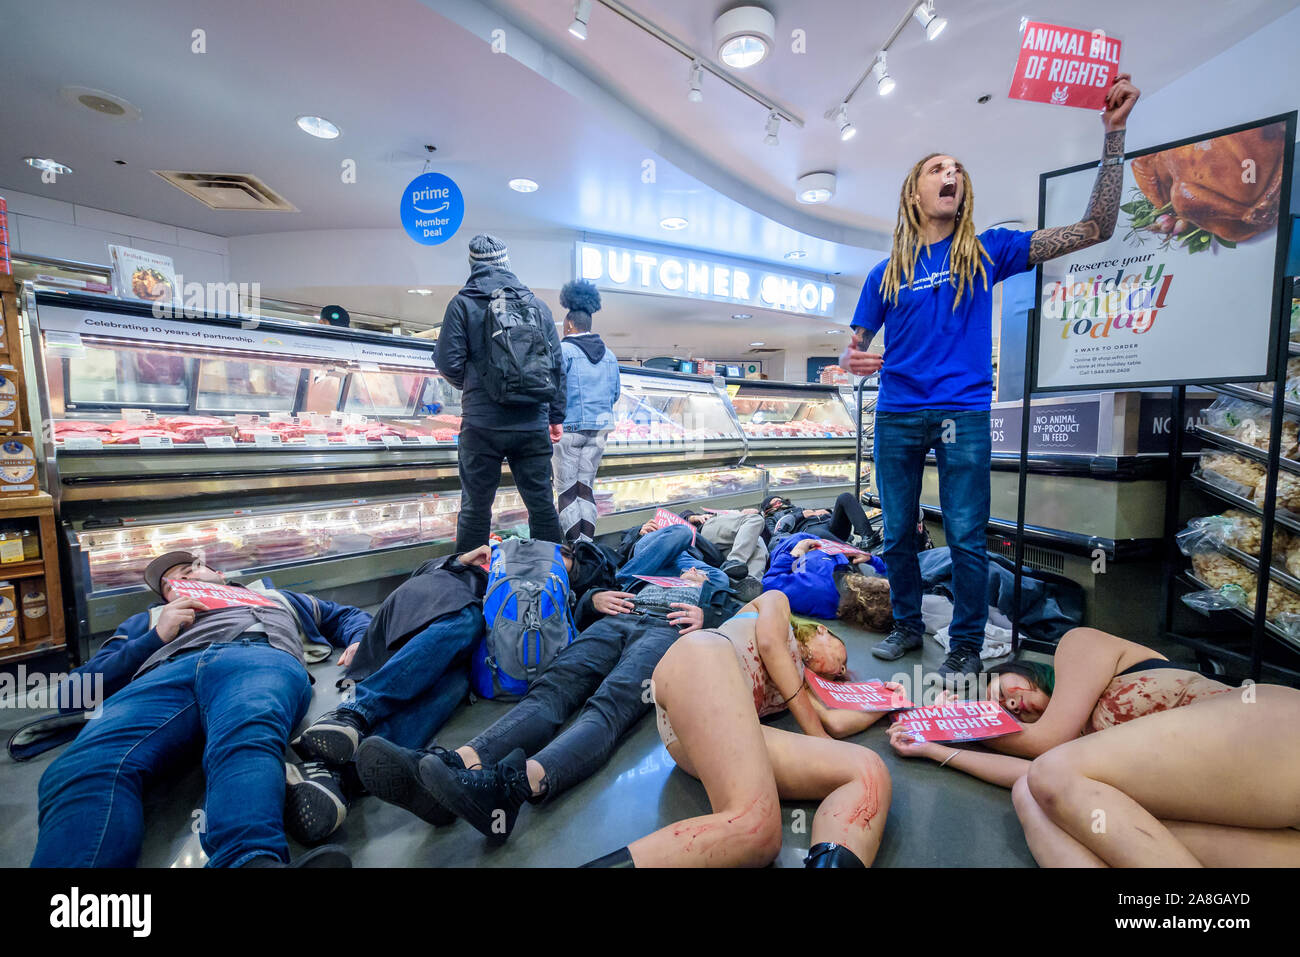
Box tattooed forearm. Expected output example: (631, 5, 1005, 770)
(1028, 128, 1127, 264)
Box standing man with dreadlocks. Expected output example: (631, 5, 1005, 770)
(841, 74, 1140, 684)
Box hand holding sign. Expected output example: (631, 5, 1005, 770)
(805, 670, 913, 712)
(155, 596, 208, 643)
(1101, 72, 1139, 131)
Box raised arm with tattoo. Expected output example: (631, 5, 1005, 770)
(1027, 73, 1140, 264)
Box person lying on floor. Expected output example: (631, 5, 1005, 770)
(887, 627, 1300, 867)
(354, 565, 743, 844)
(583, 589, 897, 868)
(762, 532, 887, 621)
(614, 516, 731, 591)
(761, 491, 872, 545)
(681, 507, 767, 588)
(30, 550, 369, 868)
(285, 539, 617, 844)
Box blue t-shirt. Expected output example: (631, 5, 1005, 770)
(850, 227, 1034, 412)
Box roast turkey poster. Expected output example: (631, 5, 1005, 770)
(1035, 116, 1292, 391)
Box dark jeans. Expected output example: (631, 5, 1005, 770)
(341, 607, 482, 750)
(456, 424, 563, 551)
(795, 491, 871, 543)
(874, 409, 991, 654)
(32, 639, 311, 868)
(615, 524, 729, 591)
(464, 613, 678, 799)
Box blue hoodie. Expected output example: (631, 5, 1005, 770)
(762, 533, 886, 619)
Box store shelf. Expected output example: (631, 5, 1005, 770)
(1188, 474, 1300, 534)
(0, 492, 54, 517)
(1203, 382, 1300, 418)
(0, 641, 68, 663)
(0, 560, 50, 580)
(1213, 542, 1300, 596)
(1178, 571, 1300, 651)
(1193, 426, 1300, 477)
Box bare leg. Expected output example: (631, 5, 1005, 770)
(1027, 685, 1300, 867)
(626, 635, 783, 867)
(1163, 820, 1300, 867)
(1011, 775, 1106, 867)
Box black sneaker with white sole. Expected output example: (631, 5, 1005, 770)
(938, 647, 984, 686)
(292, 708, 368, 766)
(418, 747, 533, 843)
(285, 761, 350, 846)
(354, 736, 462, 827)
(720, 560, 749, 582)
(871, 628, 923, 660)
(243, 844, 352, 868)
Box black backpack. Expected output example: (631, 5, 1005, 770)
(477, 284, 559, 406)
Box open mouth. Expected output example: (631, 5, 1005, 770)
(939, 182, 957, 199)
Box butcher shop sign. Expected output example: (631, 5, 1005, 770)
(1033, 114, 1295, 392)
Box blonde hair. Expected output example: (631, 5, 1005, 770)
(879, 152, 991, 310)
(791, 617, 842, 648)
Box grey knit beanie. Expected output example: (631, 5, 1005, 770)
(468, 234, 509, 267)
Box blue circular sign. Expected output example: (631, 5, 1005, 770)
(400, 172, 464, 246)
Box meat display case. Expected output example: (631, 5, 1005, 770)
(724, 377, 859, 465)
(22, 288, 765, 647)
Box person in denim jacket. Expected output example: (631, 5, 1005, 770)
(553, 280, 621, 542)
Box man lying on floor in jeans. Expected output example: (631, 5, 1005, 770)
(614, 519, 732, 591)
(282, 540, 617, 844)
(762, 491, 873, 545)
(355, 564, 742, 844)
(30, 550, 370, 868)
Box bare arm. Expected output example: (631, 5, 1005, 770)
(1027, 74, 1140, 265)
(809, 690, 896, 739)
(889, 724, 1031, 789)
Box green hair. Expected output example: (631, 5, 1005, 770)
(987, 660, 1056, 697)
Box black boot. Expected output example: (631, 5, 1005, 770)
(804, 842, 865, 868)
(580, 846, 635, 868)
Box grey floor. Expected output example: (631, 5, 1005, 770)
(0, 616, 1056, 868)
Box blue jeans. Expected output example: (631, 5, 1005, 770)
(615, 524, 728, 591)
(32, 638, 311, 868)
(874, 409, 991, 654)
(340, 607, 482, 750)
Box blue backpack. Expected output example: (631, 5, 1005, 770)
(471, 539, 578, 699)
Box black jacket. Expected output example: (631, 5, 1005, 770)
(435, 264, 566, 430)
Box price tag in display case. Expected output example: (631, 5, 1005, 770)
(123, 408, 156, 425)
(253, 432, 282, 447)
(305, 434, 330, 448)
(63, 436, 102, 451)
(203, 435, 236, 449)
(345, 434, 368, 446)
(138, 435, 172, 449)
(416, 435, 439, 446)
(380, 434, 404, 448)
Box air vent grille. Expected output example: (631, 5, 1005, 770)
(986, 537, 1066, 575)
(153, 171, 297, 211)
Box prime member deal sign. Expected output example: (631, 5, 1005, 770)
(1009, 21, 1121, 111)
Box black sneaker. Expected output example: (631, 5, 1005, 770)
(243, 844, 351, 868)
(938, 648, 984, 686)
(354, 736, 462, 827)
(734, 576, 763, 603)
(285, 761, 350, 845)
(419, 747, 532, 844)
(720, 560, 749, 581)
(292, 708, 368, 765)
(871, 628, 923, 660)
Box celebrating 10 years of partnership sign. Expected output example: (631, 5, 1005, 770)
(1033, 113, 1294, 392)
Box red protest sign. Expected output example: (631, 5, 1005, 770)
(165, 579, 277, 610)
(812, 539, 867, 558)
(632, 575, 700, 588)
(891, 700, 1022, 743)
(1008, 21, 1121, 111)
(647, 507, 696, 545)
(806, 670, 913, 712)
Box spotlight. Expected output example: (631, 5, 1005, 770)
(569, 0, 591, 39)
(912, 1, 947, 41)
(24, 157, 73, 175)
(872, 53, 895, 96)
(795, 171, 836, 205)
(714, 5, 775, 69)
(687, 60, 704, 102)
(835, 103, 856, 142)
(763, 110, 780, 146)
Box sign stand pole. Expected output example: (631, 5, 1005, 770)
(1010, 303, 1040, 654)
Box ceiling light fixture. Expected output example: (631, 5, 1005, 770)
(714, 5, 775, 69)
(687, 60, 704, 102)
(660, 217, 689, 230)
(795, 171, 836, 205)
(732, 313, 753, 319)
(835, 102, 856, 141)
(508, 178, 539, 192)
(296, 115, 340, 139)
(763, 110, 781, 146)
(407, 289, 434, 295)
(783, 250, 807, 261)
(872, 54, 895, 96)
(750, 341, 766, 346)
(912, 1, 947, 41)
(569, 0, 592, 39)
(824, 329, 843, 334)
(24, 157, 72, 175)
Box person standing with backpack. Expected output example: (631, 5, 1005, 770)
(554, 279, 621, 543)
(437, 235, 566, 550)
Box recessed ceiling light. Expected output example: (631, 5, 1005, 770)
(795, 171, 836, 205)
(24, 157, 72, 175)
(749, 341, 766, 346)
(660, 217, 689, 230)
(59, 86, 141, 121)
(296, 115, 340, 139)
(784, 250, 807, 261)
(825, 329, 843, 334)
(407, 288, 434, 296)
(714, 6, 775, 69)
(732, 313, 753, 319)
(508, 178, 539, 192)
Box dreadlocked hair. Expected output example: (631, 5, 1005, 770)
(879, 152, 992, 311)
